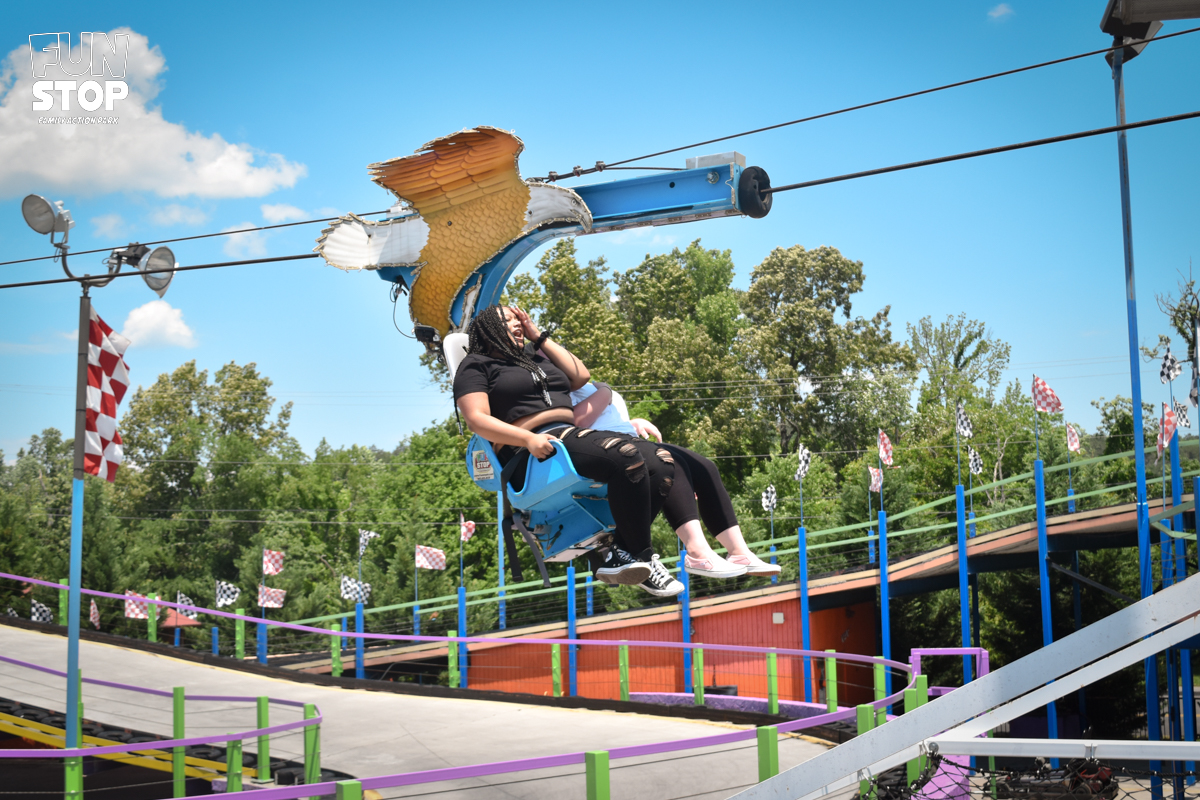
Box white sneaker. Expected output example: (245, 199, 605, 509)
(727, 553, 782, 577)
(639, 555, 685, 597)
(683, 553, 747, 579)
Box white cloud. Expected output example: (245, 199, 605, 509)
(221, 222, 268, 258)
(261, 203, 308, 223)
(92, 213, 124, 237)
(0, 29, 306, 199)
(988, 3, 1014, 19)
(150, 203, 207, 226)
(120, 299, 195, 348)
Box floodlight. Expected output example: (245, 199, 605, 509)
(138, 246, 176, 297)
(22, 194, 73, 236)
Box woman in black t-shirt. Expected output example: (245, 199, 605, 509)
(454, 305, 679, 594)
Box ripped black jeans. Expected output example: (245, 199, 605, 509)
(501, 425, 674, 563)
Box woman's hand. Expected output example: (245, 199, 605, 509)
(631, 418, 662, 442)
(525, 431, 559, 459)
(510, 306, 541, 342)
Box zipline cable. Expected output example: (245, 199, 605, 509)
(764, 109, 1200, 194)
(535, 25, 1200, 182)
(0, 210, 390, 268)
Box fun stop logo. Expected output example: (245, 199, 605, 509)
(29, 32, 129, 120)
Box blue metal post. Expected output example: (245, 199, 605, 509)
(567, 564, 578, 697)
(1073, 550, 1087, 731)
(65, 293, 91, 750)
(211, 626, 219, 656)
(341, 614, 349, 652)
(879, 510, 891, 701)
(769, 545, 778, 585)
(969, 510, 977, 538)
(256, 623, 267, 665)
(1169, 433, 1184, 748)
(1111, 44, 1160, 780)
(413, 566, 420, 637)
(799, 526, 812, 703)
(1034, 460, 1059, 752)
(457, 586, 468, 689)
(955, 485, 972, 683)
(174, 627, 180, 647)
(586, 576, 594, 616)
(680, 549, 692, 694)
(1182, 481, 1198, 777)
(497, 492, 506, 630)
(1068, 488, 1076, 514)
(355, 602, 365, 680)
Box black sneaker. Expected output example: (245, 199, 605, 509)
(639, 555, 685, 597)
(594, 546, 652, 585)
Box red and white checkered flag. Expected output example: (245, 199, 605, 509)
(85, 307, 131, 482)
(89, 599, 101, 630)
(1066, 424, 1081, 454)
(415, 545, 447, 570)
(877, 429, 893, 466)
(868, 466, 883, 493)
(262, 548, 284, 576)
(459, 514, 476, 543)
(124, 591, 150, 620)
(258, 585, 286, 608)
(1158, 402, 1179, 458)
(1032, 375, 1063, 413)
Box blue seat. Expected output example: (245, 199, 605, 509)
(465, 434, 614, 562)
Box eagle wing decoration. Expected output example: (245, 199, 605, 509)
(368, 127, 531, 337)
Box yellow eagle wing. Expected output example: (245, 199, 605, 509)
(368, 127, 530, 336)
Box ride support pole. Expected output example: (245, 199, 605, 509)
(226, 736, 243, 792)
(874, 659, 887, 727)
(955, 484, 973, 682)
(824, 650, 838, 713)
(149, 594, 158, 643)
(448, 639, 459, 688)
(331, 623, 342, 678)
(585, 751, 610, 800)
(59, 577, 68, 626)
(551, 644, 562, 697)
(693, 645, 704, 706)
(567, 564, 577, 697)
(857, 705, 875, 797)
(235, 608, 245, 660)
(1034, 460, 1059, 757)
(256, 621, 267, 665)
(303, 703, 320, 790)
(457, 586, 468, 689)
(619, 643, 630, 702)
(355, 602, 365, 680)
(680, 550, 692, 693)
(335, 780, 363, 800)
(767, 651, 779, 715)
(172, 686, 185, 797)
(256, 697, 269, 777)
(757, 726, 779, 781)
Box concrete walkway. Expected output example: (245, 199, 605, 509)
(0, 625, 830, 799)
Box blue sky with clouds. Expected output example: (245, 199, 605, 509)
(1, 1, 1198, 459)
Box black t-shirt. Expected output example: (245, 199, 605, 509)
(453, 351, 574, 424)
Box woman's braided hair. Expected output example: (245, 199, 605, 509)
(467, 305, 552, 405)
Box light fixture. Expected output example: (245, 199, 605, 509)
(21, 194, 74, 240)
(138, 246, 176, 297)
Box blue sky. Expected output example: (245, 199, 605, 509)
(1, 1, 1198, 459)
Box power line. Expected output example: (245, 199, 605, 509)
(0, 253, 319, 291)
(535, 26, 1200, 182)
(765, 110, 1200, 195)
(0, 210, 391, 268)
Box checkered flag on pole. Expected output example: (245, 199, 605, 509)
(459, 515, 476, 543)
(869, 466, 883, 493)
(1191, 368, 1198, 407)
(358, 529, 379, 558)
(1161, 346, 1183, 384)
(415, 545, 447, 570)
(761, 485, 777, 512)
(215, 580, 240, 608)
(258, 585, 286, 609)
(340, 575, 371, 603)
(1174, 399, 1190, 429)
(177, 592, 198, 620)
(1032, 375, 1063, 413)
(262, 548, 284, 576)
(794, 443, 812, 481)
(955, 402, 974, 439)
(878, 429, 893, 466)
(968, 446, 984, 476)
(124, 591, 150, 619)
(6, 607, 18, 617)
(84, 307, 131, 482)
(31, 599, 53, 624)
(89, 599, 101, 630)
(1067, 424, 1081, 453)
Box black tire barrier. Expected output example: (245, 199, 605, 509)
(214, 751, 258, 768)
(81, 722, 106, 737)
(40, 714, 65, 728)
(125, 735, 161, 744)
(274, 766, 340, 786)
(12, 709, 49, 722)
(737, 166, 773, 219)
(184, 744, 224, 760)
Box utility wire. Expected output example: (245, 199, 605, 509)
(0, 253, 319, 290)
(764, 110, 1200, 194)
(535, 25, 1200, 182)
(0, 210, 391, 268)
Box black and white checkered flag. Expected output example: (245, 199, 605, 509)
(955, 402, 974, 439)
(215, 580, 240, 608)
(7, 606, 19, 617)
(1174, 399, 1191, 429)
(761, 485, 777, 512)
(1191, 369, 1198, 407)
(1162, 346, 1183, 384)
(968, 446, 984, 476)
(358, 529, 380, 558)
(177, 592, 198, 620)
(340, 575, 371, 604)
(31, 600, 53, 624)
(794, 443, 812, 481)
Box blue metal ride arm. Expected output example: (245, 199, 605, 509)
(376, 162, 761, 330)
